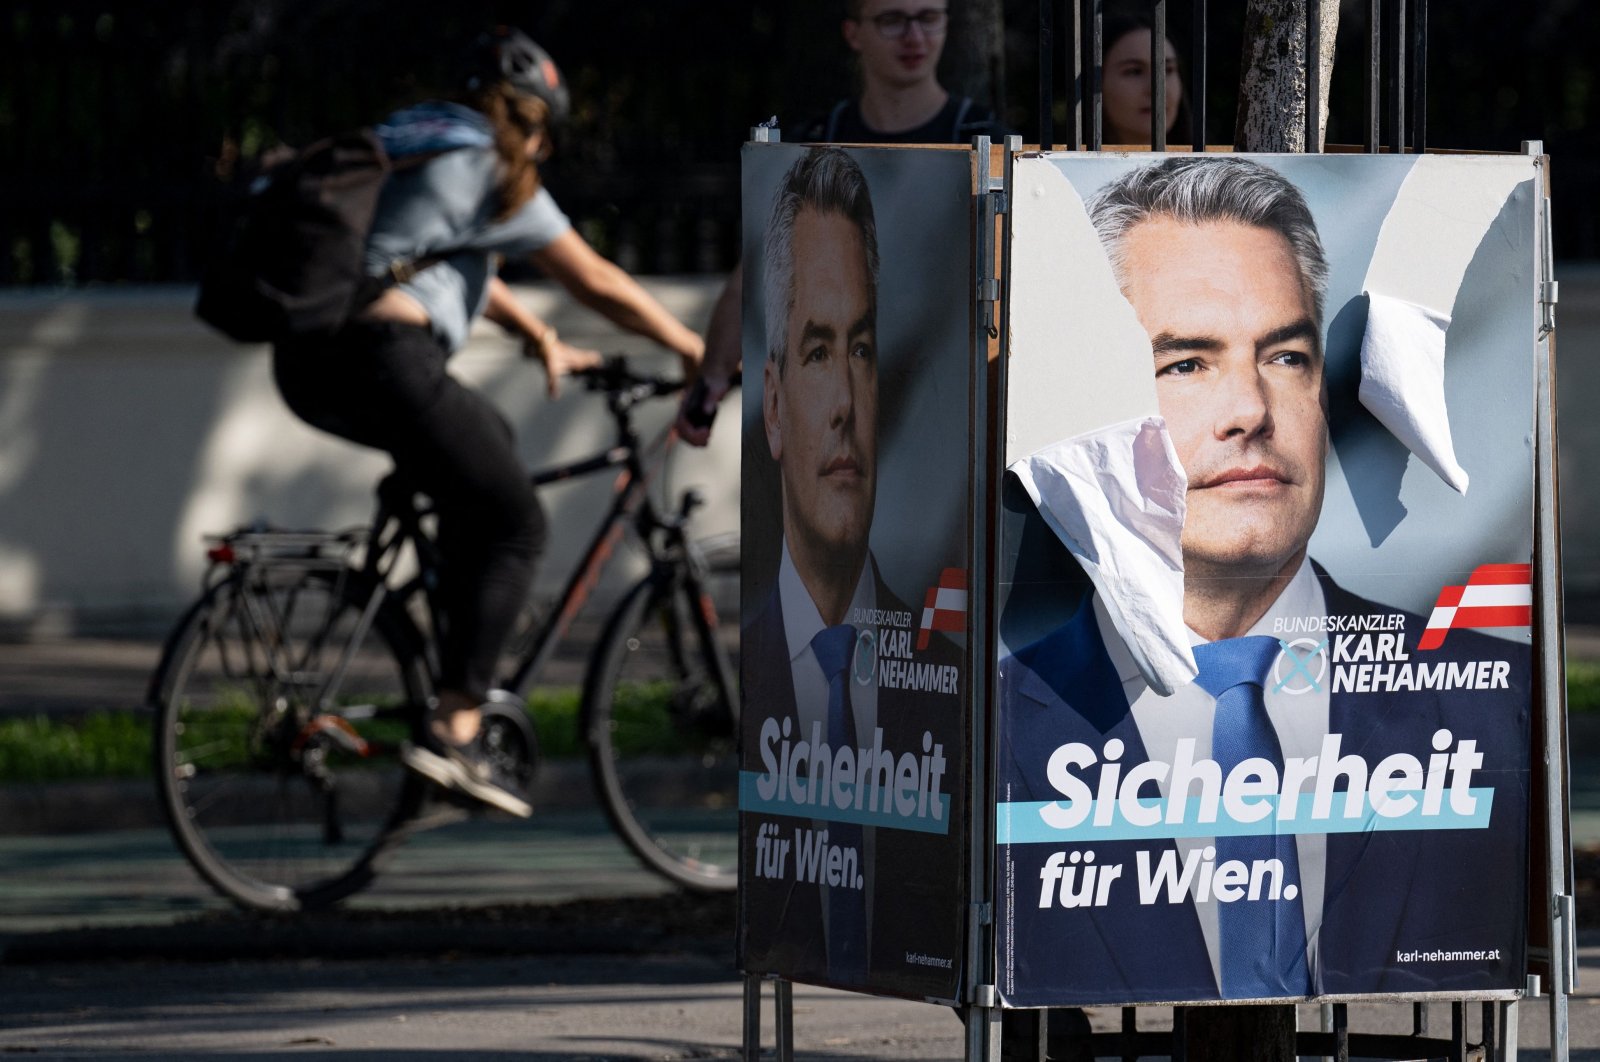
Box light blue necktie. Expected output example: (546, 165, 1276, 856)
(811, 624, 866, 982)
(1193, 635, 1311, 998)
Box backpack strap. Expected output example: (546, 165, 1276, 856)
(373, 148, 462, 289)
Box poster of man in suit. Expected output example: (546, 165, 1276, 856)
(738, 144, 974, 1002)
(997, 152, 1540, 1007)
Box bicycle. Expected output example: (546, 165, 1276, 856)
(146, 356, 739, 911)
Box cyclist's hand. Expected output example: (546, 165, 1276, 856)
(673, 371, 734, 447)
(525, 332, 603, 398)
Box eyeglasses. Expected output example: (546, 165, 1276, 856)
(866, 7, 948, 40)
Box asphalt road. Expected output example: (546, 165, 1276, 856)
(5, 948, 1599, 1059)
(2, 807, 1599, 1060)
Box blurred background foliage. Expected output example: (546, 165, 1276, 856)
(1, 0, 1595, 288)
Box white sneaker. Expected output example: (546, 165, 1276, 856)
(402, 738, 532, 818)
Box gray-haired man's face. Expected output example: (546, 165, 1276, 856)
(1118, 215, 1329, 585)
(763, 207, 880, 574)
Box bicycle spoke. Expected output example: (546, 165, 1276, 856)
(587, 576, 739, 891)
(154, 571, 427, 911)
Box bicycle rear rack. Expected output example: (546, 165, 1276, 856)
(205, 528, 367, 572)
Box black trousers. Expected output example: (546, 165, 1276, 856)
(274, 319, 546, 703)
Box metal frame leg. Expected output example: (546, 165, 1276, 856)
(742, 975, 761, 1062)
(742, 976, 794, 1062)
(966, 1003, 1005, 1062)
(774, 979, 794, 1062)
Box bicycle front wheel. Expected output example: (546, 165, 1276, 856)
(151, 568, 430, 911)
(583, 570, 739, 892)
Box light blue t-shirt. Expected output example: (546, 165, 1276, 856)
(365, 103, 571, 352)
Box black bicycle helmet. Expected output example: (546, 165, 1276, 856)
(467, 26, 570, 125)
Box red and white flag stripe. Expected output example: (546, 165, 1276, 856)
(918, 567, 968, 650)
(1417, 563, 1532, 650)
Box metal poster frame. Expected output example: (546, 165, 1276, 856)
(987, 140, 1558, 1062)
(738, 126, 991, 1059)
(741, 0, 1570, 1056)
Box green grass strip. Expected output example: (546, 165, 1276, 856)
(4, 662, 1596, 784)
(0, 712, 151, 783)
(0, 687, 588, 785)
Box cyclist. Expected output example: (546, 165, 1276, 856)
(272, 27, 705, 816)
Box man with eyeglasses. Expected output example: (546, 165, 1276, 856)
(797, 1, 1004, 145)
(675, 1, 1006, 443)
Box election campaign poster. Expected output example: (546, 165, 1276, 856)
(996, 152, 1539, 1007)
(738, 142, 975, 1002)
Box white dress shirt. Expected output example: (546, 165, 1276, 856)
(1094, 557, 1330, 990)
(776, 541, 880, 944)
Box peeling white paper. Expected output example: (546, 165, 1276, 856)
(1358, 155, 1533, 493)
(1010, 416, 1196, 697)
(1359, 292, 1467, 493)
(1007, 158, 1196, 694)
(1007, 159, 1156, 463)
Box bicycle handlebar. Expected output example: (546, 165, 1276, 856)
(572, 355, 684, 402)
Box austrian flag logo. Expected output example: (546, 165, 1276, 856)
(917, 568, 968, 650)
(1418, 563, 1533, 650)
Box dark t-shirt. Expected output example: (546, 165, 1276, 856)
(792, 94, 1006, 145)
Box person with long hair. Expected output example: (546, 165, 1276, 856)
(1099, 9, 1192, 147)
(272, 27, 705, 815)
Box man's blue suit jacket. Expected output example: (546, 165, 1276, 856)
(740, 564, 966, 1002)
(996, 568, 1530, 1006)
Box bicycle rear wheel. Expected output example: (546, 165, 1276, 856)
(583, 569, 739, 892)
(151, 568, 430, 911)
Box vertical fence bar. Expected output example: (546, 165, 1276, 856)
(1411, 0, 1428, 151)
(1069, 0, 1084, 148)
(1039, 0, 1055, 148)
(1151, 0, 1167, 149)
(1306, 0, 1322, 151)
(1191, 0, 1206, 149)
(1089, 0, 1103, 149)
(1365, 0, 1381, 152)
(1388, 0, 1406, 153)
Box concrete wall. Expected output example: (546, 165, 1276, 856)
(0, 280, 737, 638)
(0, 268, 1596, 636)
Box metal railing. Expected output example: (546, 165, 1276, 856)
(1033, 0, 1431, 152)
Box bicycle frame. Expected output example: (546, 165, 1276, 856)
(334, 363, 695, 703)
